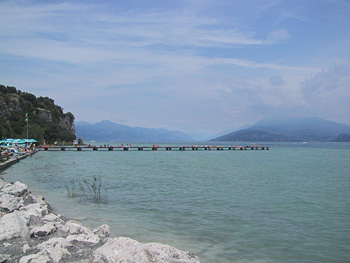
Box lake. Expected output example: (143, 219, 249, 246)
(2, 142, 350, 263)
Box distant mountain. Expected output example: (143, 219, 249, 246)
(75, 120, 193, 142)
(212, 117, 350, 142)
(331, 134, 350, 142)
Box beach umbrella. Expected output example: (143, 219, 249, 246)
(14, 139, 26, 145)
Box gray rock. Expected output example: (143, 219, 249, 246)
(20, 252, 51, 263)
(22, 237, 72, 263)
(0, 254, 9, 263)
(26, 193, 47, 207)
(143, 242, 200, 263)
(64, 221, 94, 236)
(66, 233, 100, 244)
(91, 237, 200, 263)
(30, 222, 57, 238)
(0, 178, 7, 188)
(39, 237, 72, 262)
(93, 224, 111, 238)
(42, 213, 64, 223)
(0, 210, 28, 241)
(0, 182, 28, 197)
(19, 203, 49, 223)
(22, 244, 30, 253)
(0, 193, 24, 212)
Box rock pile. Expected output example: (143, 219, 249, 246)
(0, 177, 200, 263)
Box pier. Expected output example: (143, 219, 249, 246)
(39, 145, 269, 152)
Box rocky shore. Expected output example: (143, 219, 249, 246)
(0, 158, 200, 263)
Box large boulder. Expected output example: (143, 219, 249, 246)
(91, 237, 200, 263)
(93, 224, 111, 238)
(0, 182, 28, 197)
(20, 237, 72, 263)
(66, 233, 100, 245)
(0, 210, 28, 241)
(19, 203, 49, 223)
(30, 222, 57, 238)
(0, 193, 24, 212)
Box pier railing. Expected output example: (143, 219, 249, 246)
(38, 145, 269, 151)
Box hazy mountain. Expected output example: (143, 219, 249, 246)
(331, 134, 350, 142)
(75, 120, 193, 142)
(252, 117, 350, 137)
(212, 117, 350, 142)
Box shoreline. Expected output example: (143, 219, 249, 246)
(0, 156, 200, 262)
(0, 153, 31, 172)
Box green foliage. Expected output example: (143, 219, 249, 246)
(0, 85, 76, 143)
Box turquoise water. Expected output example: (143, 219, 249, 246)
(2, 143, 350, 263)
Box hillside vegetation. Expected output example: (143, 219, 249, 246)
(0, 85, 75, 144)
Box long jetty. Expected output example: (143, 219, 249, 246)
(39, 145, 269, 151)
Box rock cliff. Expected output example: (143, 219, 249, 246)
(0, 85, 75, 143)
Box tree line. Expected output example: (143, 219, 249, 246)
(0, 85, 76, 144)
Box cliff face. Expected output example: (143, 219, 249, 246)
(0, 94, 21, 119)
(0, 85, 75, 143)
(36, 108, 75, 135)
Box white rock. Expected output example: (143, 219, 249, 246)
(37, 237, 71, 263)
(66, 233, 100, 244)
(64, 221, 94, 235)
(0, 193, 24, 212)
(19, 203, 48, 221)
(20, 252, 51, 263)
(22, 244, 30, 253)
(93, 224, 111, 238)
(92, 237, 147, 263)
(0, 182, 28, 196)
(3, 242, 12, 247)
(42, 213, 64, 223)
(91, 237, 200, 263)
(0, 210, 28, 241)
(30, 222, 57, 238)
(143, 242, 200, 263)
(0, 178, 7, 188)
(27, 193, 47, 207)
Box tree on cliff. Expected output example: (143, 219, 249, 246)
(0, 84, 76, 143)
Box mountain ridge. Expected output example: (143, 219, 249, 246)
(75, 120, 193, 142)
(212, 117, 350, 142)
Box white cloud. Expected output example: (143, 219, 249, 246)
(301, 62, 350, 123)
(1, 0, 349, 134)
(267, 29, 289, 43)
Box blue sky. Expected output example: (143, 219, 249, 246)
(1, 0, 349, 138)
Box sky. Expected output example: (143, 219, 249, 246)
(1, 0, 350, 139)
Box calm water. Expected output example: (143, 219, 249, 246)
(2, 142, 350, 263)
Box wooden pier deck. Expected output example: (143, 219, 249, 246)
(39, 145, 269, 152)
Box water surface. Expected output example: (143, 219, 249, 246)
(2, 142, 350, 263)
